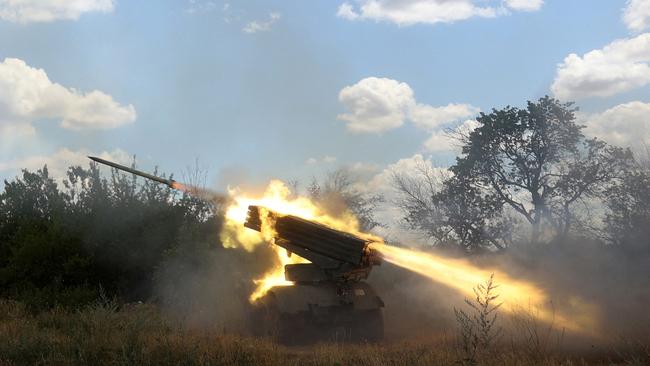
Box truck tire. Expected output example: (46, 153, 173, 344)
(352, 308, 384, 342)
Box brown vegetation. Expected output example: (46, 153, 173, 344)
(1, 299, 647, 366)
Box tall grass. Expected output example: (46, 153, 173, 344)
(454, 274, 503, 365)
(0, 298, 646, 365)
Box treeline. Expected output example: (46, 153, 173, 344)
(0, 159, 379, 312)
(0, 163, 222, 309)
(1, 96, 649, 311)
(393, 96, 650, 254)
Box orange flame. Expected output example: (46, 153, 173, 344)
(220, 180, 372, 302)
(248, 245, 308, 302)
(170, 181, 186, 191)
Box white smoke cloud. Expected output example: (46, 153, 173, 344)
(551, 33, 650, 100)
(0, 58, 136, 131)
(336, 0, 543, 26)
(0, 0, 114, 23)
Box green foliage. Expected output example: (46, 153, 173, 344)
(451, 97, 632, 242)
(451, 96, 634, 244)
(0, 161, 220, 309)
(394, 96, 640, 250)
(604, 164, 650, 253)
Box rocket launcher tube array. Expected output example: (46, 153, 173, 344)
(244, 205, 381, 268)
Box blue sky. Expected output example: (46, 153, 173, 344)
(0, 0, 649, 193)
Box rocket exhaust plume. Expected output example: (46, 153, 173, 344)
(372, 244, 600, 336)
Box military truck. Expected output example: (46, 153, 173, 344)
(245, 205, 384, 344)
(86, 156, 385, 344)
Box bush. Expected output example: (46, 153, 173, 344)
(0, 163, 219, 309)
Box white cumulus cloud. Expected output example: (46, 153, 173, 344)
(338, 77, 478, 138)
(0, 122, 36, 157)
(0, 122, 35, 139)
(410, 103, 479, 130)
(338, 77, 415, 133)
(337, 2, 359, 20)
(242, 12, 281, 34)
(0, 57, 136, 131)
(551, 33, 650, 100)
(306, 156, 337, 165)
(582, 101, 650, 149)
(0, 148, 130, 180)
(336, 0, 543, 26)
(363, 154, 449, 240)
(423, 119, 479, 152)
(504, 0, 543, 12)
(366, 154, 439, 198)
(623, 0, 650, 33)
(0, 0, 113, 23)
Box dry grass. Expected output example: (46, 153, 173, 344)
(0, 299, 646, 366)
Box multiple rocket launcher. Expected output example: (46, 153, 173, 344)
(87, 156, 382, 282)
(245, 205, 381, 282)
(88, 156, 385, 343)
(86, 156, 590, 341)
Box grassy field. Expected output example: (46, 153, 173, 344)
(0, 299, 647, 366)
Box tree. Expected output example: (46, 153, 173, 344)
(451, 96, 633, 243)
(0, 161, 221, 308)
(307, 169, 384, 232)
(391, 161, 451, 244)
(392, 160, 511, 251)
(604, 152, 650, 253)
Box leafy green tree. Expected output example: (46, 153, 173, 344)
(451, 96, 633, 243)
(0, 166, 69, 271)
(604, 159, 650, 253)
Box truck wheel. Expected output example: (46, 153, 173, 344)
(277, 312, 311, 345)
(249, 295, 280, 339)
(352, 309, 384, 342)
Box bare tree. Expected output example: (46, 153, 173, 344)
(392, 161, 511, 251)
(307, 169, 384, 232)
(391, 160, 453, 244)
